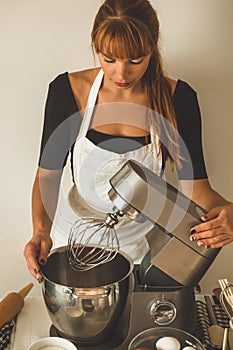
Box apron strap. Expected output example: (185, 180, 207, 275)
(79, 69, 104, 136)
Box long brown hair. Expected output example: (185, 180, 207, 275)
(91, 0, 181, 167)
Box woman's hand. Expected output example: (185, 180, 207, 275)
(24, 233, 53, 283)
(190, 203, 233, 248)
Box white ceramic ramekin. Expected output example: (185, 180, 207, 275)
(27, 336, 77, 350)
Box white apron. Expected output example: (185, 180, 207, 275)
(52, 69, 162, 262)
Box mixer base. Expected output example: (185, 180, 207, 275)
(49, 267, 196, 349)
(50, 325, 126, 349)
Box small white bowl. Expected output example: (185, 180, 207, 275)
(27, 336, 77, 350)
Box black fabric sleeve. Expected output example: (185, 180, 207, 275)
(173, 81, 208, 180)
(38, 73, 81, 170)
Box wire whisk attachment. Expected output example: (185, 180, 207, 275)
(67, 210, 124, 271)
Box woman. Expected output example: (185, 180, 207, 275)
(24, 0, 233, 282)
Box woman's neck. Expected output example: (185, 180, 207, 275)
(99, 76, 147, 105)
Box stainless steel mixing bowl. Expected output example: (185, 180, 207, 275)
(40, 245, 134, 344)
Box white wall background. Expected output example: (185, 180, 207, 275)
(0, 0, 232, 298)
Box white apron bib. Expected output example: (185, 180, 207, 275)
(52, 69, 162, 262)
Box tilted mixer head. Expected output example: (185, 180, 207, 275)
(67, 210, 123, 271)
(67, 159, 220, 283)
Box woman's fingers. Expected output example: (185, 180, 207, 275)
(24, 240, 42, 281)
(24, 234, 52, 283)
(189, 205, 233, 248)
(196, 232, 231, 248)
(38, 236, 52, 265)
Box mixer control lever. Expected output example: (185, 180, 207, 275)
(149, 295, 177, 325)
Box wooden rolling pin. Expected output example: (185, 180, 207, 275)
(0, 283, 33, 328)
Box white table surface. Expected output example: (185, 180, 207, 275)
(9, 297, 51, 350)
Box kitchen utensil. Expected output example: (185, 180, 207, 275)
(222, 328, 229, 350)
(128, 327, 205, 350)
(39, 159, 222, 349)
(0, 283, 33, 328)
(229, 317, 233, 350)
(68, 158, 220, 278)
(204, 295, 224, 348)
(108, 159, 220, 286)
(213, 287, 233, 319)
(218, 279, 233, 317)
(40, 245, 196, 349)
(40, 245, 134, 344)
(67, 211, 123, 271)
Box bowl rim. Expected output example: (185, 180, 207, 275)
(40, 244, 134, 289)
(127, 327, 205, 350)
(27, 336, 77, 350)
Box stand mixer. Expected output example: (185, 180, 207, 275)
(40, 159, 220, 349)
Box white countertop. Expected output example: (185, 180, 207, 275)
(9, 297, 51, 350)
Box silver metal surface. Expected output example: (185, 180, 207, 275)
(149, 296, 177, 325)
(108, 159, 221, 286)
(49, 270, 197, 349)
(40, 246, 134, 343)
(41, 158, 217, 348)
(67, 211, 123, 271)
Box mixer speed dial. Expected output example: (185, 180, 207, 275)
(149, 295, 177, 325)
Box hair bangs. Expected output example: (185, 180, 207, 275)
(93, 19, 152, 59)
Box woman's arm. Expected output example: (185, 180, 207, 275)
(180, 178, 233, 248)
(24, 167, 63, 282)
